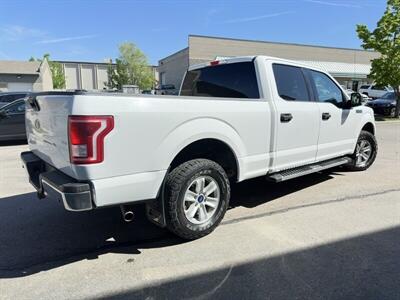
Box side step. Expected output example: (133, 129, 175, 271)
(267, 157, 352, 183)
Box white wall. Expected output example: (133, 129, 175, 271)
(64, 64, 79, 90)
(97, 65, 108, 90)
(37, 59, 53, 91)
(7, 82, 33, 91)
(81, 65, 95, 90)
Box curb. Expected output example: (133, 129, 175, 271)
(375, 120, 400, 124)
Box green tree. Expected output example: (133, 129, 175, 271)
(108, 42, 154, 90)
(30, 54, 65, 89)
(357, 0, 400, 117)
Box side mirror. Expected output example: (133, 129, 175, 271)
(350, 92, 362, 107)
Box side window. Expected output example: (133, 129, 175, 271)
(5, 101, 25, 114)
(3, 95, 15, 103)
(310, 70, 344, 106)
(273, 64, 309, 101)
(12, 94, 26, 101)
(180, 62, 260, 99)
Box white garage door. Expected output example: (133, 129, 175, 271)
(64, 64, 79, 90)
(81, 65, 95, 90)
(7, 82, 33, 92)
(97, 66, 108, 90)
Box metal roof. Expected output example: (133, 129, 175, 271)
(298, 60, 371, 78)
(190, 34, 377, 53)
(215, 56, 371, 78)
(0, 60, 41, 75)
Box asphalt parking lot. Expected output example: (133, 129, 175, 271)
(0, 122, 399, 300)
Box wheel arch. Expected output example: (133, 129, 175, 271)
(169, 138, 240, 181)
(155, 117, 247, 181)
(361, 122, 375, 135)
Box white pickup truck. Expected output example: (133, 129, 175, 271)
(358, 84, 393, 99)
(21, 56, 377, 240)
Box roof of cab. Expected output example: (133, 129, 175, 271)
(188, 55, 328, 74)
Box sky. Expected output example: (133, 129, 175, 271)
(0, 0, 388, 65)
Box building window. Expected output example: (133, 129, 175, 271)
(160, 72, 166, 85)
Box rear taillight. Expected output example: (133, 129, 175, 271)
(68, 116, 114, 164)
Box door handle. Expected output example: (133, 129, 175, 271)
(280, 113, 293, 123)
(322, 112, 331, 120)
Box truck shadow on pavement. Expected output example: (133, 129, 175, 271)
(0, 140, 27, 147)
(0, 170, 340, 278)
(229, 170, 339, 208)
(97, 226, 400, 300)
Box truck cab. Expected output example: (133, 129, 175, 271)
(181, 57, 375, 172)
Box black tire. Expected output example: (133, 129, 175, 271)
(164, 159, 230, 240)
(346, 130, 377, 171)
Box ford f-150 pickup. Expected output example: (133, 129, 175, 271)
(21, 56, 377, 240)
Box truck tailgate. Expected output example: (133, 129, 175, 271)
(26, 94, 73, 176)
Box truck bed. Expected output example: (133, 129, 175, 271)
(25, 91, 271, 181)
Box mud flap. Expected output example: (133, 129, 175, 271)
(145, 170, 168, 228)
(146, 198, 166, 228)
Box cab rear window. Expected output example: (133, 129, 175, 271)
(180, 62, 260, 99)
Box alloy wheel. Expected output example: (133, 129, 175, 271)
(355, 139, 372, 167)
(183, 176, 220, 224)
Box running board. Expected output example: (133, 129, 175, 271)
(267, 157, 352, 183)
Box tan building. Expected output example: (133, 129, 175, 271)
(158, 35, 380, 92)
(58, 61, 159, 91)
(0, 59, 53, 92)
(0, 59, 158, 92)
(56, 61, 111, 91)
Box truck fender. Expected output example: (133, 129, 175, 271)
(154, 117, 246, 171)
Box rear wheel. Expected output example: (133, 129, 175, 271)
(164, 159, 230, 240)
(346, 130, 377, 171)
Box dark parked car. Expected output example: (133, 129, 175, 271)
(0, 99, 26, 141)
(0, 92, 29, 108)
(365, 92, 397, 117)
(155, 84, 177, 95)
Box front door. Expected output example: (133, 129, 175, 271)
(271, 63, 320, 171)
(308, 70, 361, 161)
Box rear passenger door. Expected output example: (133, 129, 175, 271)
(308, 69, 360, 161)
(271, 63, 320, 171)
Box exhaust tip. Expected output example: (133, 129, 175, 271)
(120, 205, 135, 222)
(123, 211, 135, 222)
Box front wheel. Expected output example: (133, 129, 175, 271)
(346, 130, 377, 171)
(389, 107, 396, 118)
(164, 159, 230, 240)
